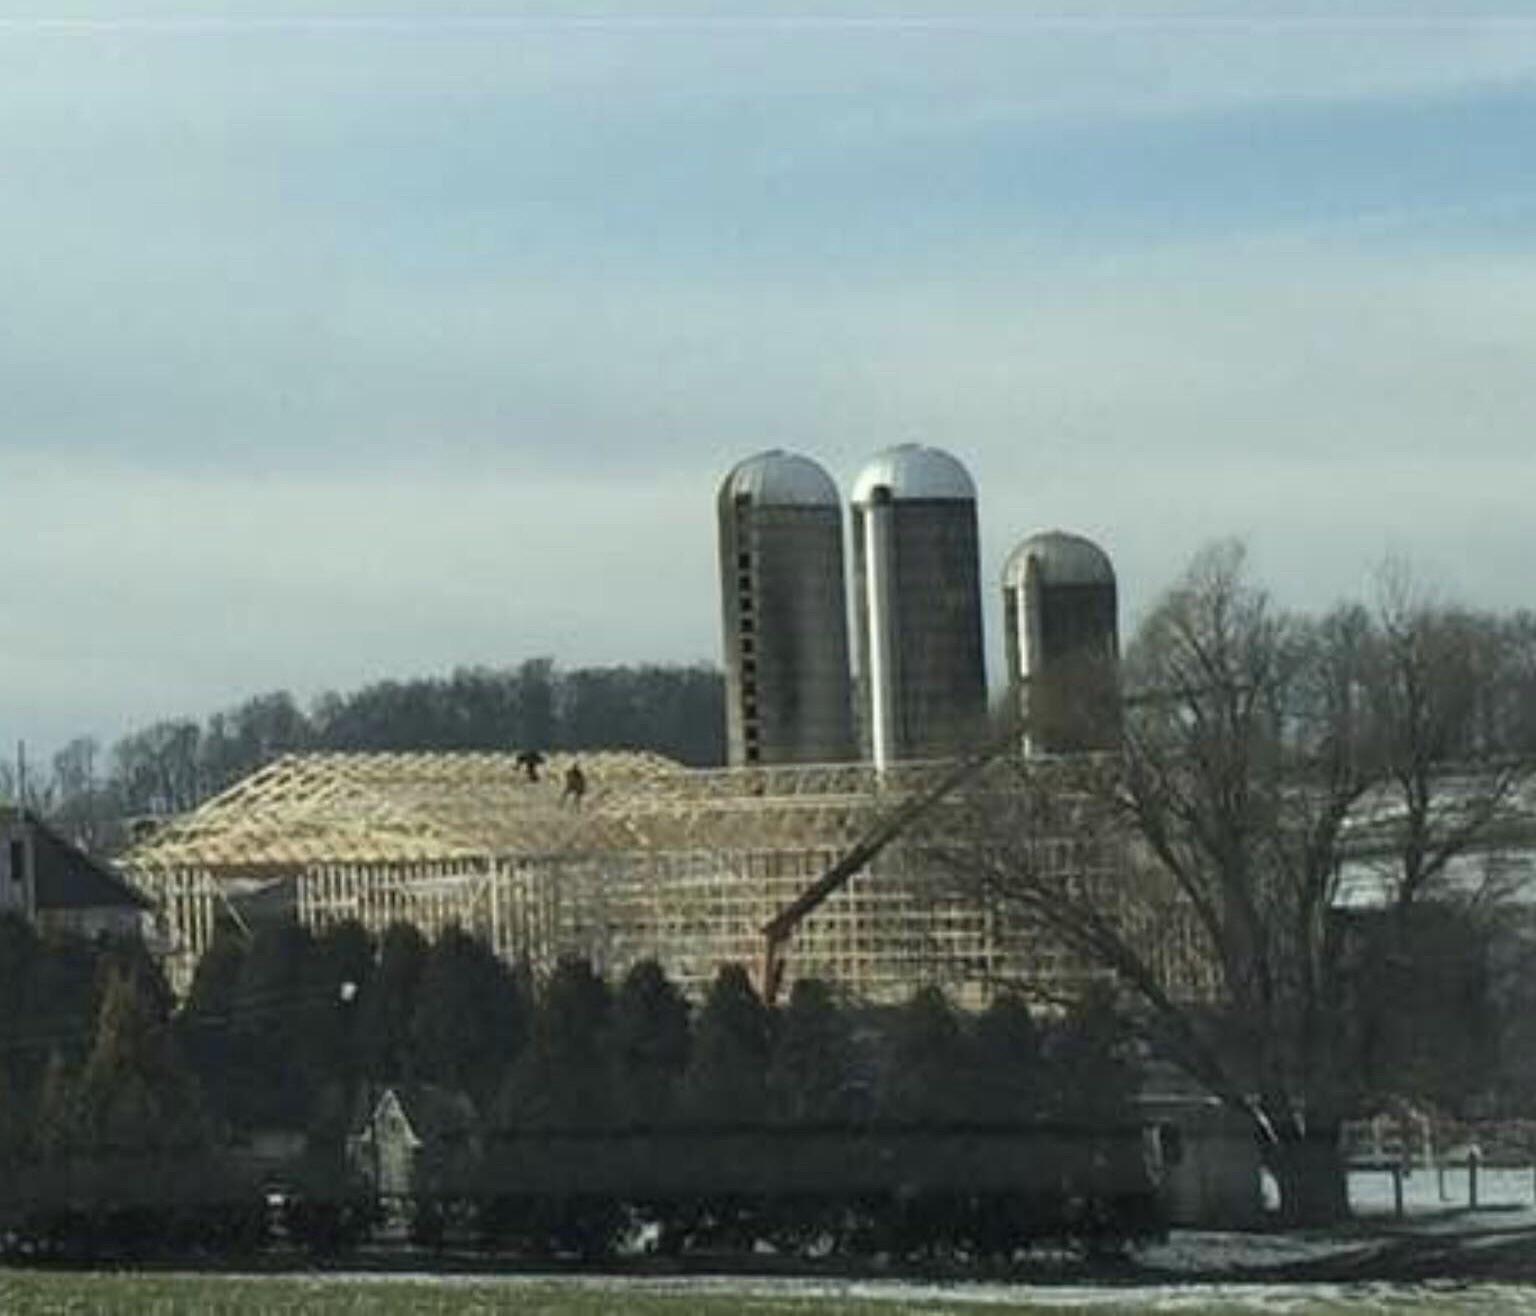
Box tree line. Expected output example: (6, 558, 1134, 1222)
(14, 660, 725, 850)
(0, 914, 1153, 1260)
(178, 920, 1136, 1137)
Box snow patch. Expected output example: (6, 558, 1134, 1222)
(1137, 1230, 1370, 1274)
(226, 1272, 1536, 1311)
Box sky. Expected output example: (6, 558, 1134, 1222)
(3, 0, 1536, 759)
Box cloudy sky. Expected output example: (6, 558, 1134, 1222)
(4, 0, 1536, 756)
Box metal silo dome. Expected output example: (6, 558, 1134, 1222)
(720, 450, 840, 507)
(1002, 531, 1115, 590)
(850, 444, 976, 504)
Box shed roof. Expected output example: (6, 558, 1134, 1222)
(2, 810, 153, 911)
(354, 1083, 479, 1144)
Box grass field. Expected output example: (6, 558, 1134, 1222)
(5, 1271, 1536, 1315)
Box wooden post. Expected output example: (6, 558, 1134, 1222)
(1468, 1146, 1481, 1209)
(489, 857, 501, 958)
(1392, 1165, 1405, 1220)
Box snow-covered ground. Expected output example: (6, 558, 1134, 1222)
(1137, 1230, 1370, 1275)
(535, 1275, 1536, 1310)
(648, 1278, 1536, 1310)
(70, 1168, 1536, 1314)
(1134, 1167, 1536, 1280)
(1348, 1165, 1536, 1218)
(239, 1272, 1536, 1311)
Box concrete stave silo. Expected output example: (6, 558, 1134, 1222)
(718, 451, 856, 766)
(850, 444, 987, 768)
(1002, 530, 1120, 754)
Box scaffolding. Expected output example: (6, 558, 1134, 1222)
(122, 749, 1120, 1002)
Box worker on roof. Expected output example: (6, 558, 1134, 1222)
(562, 762, 587, 807)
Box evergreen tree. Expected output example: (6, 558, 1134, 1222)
(0, 1062, 30, 1226)
(881, 985, 969, 1125)
(682, 964, 772, 1125)
(355, 922, 429, 1082)
(296, 920, 378, 1144)
(0, 1062, 27, 1173)
(968, 995, 1044, 1124)
(32, 1049, 76, 1161)
(181, 929, 246, 1021)
(71, 967, 205, 1157)
(307, 921, 375, 1080)
(0, 918, 108, 1103)
(175, 930, 247, 1127)
(1042, 987, 1145, 1233)
(768, 978, 860, 1125)
(0, 913, 38, 1012)
(410, 925, 528, 1103)
(314, 920, 374, 1000)
(0, 915, 41, 1080)
(611, 959, 690, 1126)
(26, 931, 103, 1074)
(499, 957, 613, 1130)
(1046, 986, 1138, 1131)
(98, 938, 176, 1028)
(231, 923, 319, 1126)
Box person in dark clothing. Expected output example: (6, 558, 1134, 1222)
(516, 749, 546, 782)
(562, 762, 587, 807)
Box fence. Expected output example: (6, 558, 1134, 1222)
(1343, 1116, 1536, 1219)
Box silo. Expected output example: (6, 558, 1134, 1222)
(850, 444, 987, 767)
(717, 451, 856, 766)
(1002, 530, 1120, 754)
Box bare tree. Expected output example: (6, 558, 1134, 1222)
(1356, 568, 1529, 910)
(931, 542, 1529, 1225)
(111, 720, 204, 816)
(48, 736, 110, 851)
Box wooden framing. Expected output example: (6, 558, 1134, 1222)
(122, 749, 1115, 1001)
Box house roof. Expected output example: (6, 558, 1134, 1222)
(3, 810, 153, 912)
(356, 1083, 479, 1143)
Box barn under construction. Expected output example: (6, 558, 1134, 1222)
(122, 748, 1125, 1002)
